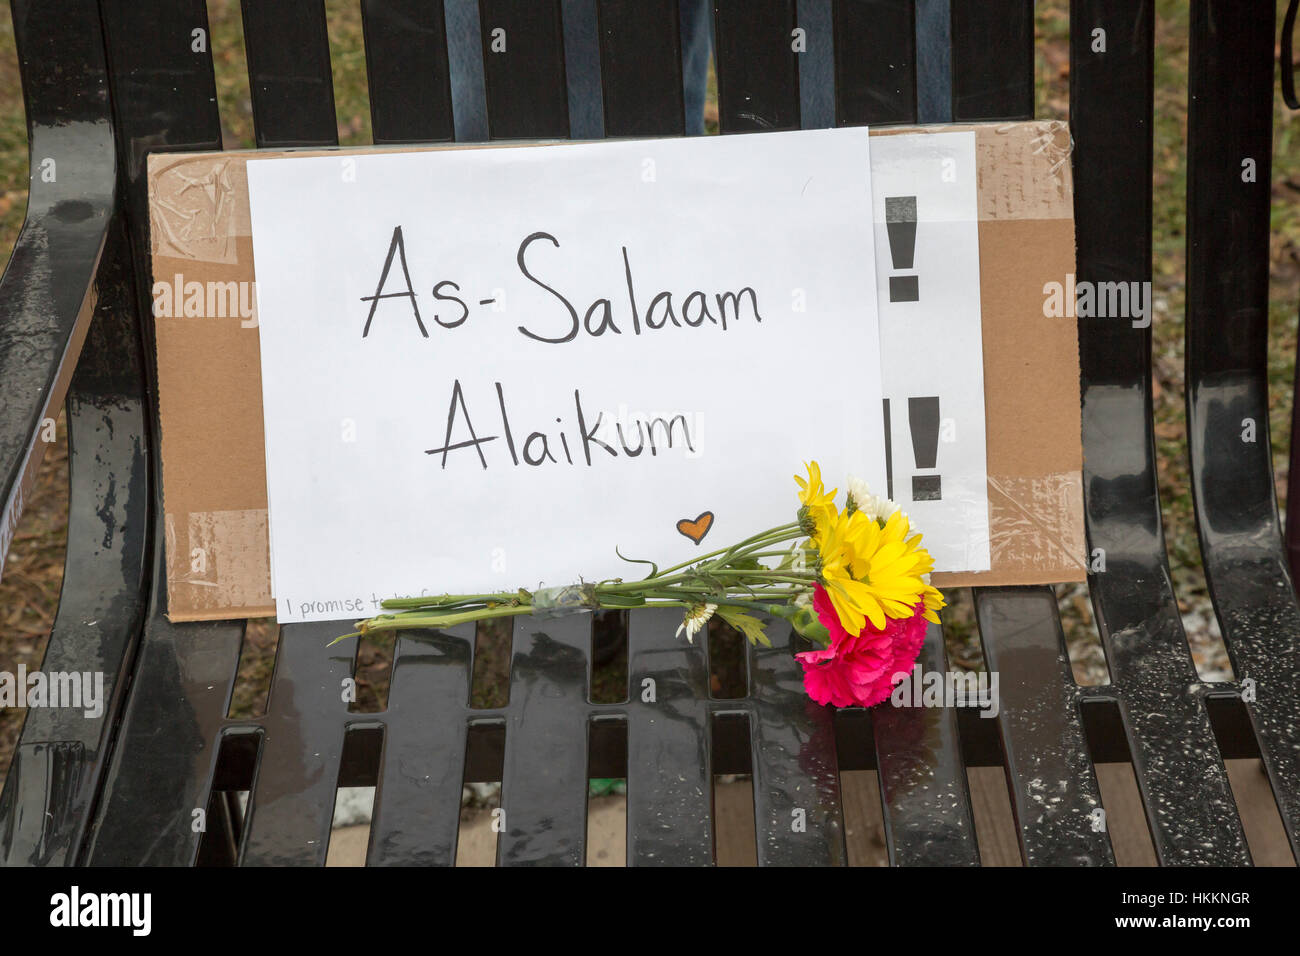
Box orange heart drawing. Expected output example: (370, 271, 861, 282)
(676, 511, 714, 545)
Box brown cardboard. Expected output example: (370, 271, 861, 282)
(149, 121, 1084, 622)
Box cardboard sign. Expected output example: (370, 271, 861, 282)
(148, 120, 1085, 623)
(245, 130, 890, 623)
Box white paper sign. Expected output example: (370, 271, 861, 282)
(247, 129, 890, 623)
(870, 131, 990, 572)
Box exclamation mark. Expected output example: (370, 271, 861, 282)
(909, 396, 941, 501)
(882, 398, 893, 500)
(886, 196, 919, 303)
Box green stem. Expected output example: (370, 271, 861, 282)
(651, 521, 801, 579)
(717, 533, 806, 567)
(359, 603, 529, 635)
(602, 564, 815, 595)
(354, 521, 816, 643)
(703, 594, 809, 608)
(380, 591, 519, 610)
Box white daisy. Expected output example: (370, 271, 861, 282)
(846, 475, 901, 522)
(675, 602, 717, 643)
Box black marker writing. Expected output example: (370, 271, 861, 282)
(361, 225, 427, 338)
(362, 228, 763, 342)
(427, 381, 696, 470)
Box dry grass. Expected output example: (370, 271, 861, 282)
(0, 418, 66, 791)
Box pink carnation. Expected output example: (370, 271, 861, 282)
(795, 584, 928, 708)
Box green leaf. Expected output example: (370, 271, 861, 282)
(328, 631, 361, 647)
(790, 606, 832, 648)
(764, 602, 831, 648)
(615, 545, 658, 579)
(717, 607, 772, 647)
(776, 544, 811, 572)
(598, 592, 647, 609)
(722, 556, 763, 572)
(683, 571, 725, 591)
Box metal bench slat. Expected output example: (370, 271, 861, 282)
(975, 587, 1113, 865)
(714, 0, 800, 133)
(871, 623, 981, 866)
(360, 0, 456, 144)
(210, 1, 352, 866)
(597, 0, 684, 138)
(832, 0, 917, 127)
(479, 0, 571, 139)
(98, 0, 222, 214)
(1072, 0, 1249, 865)
(833, 3, 979, 867)
(746, 633, 848, 866)
(949, 0, 1033, 122)
(1186, 0, 1300, 861)
(240, 623, 356, 866)
(367, 626, 475, 867)
(951, 0, 1112, 867)
(241, 0, 338, 148)
(2, 221, 152, 866)
(85, 614, 246, 865)
(496, 615, 592, 865)
(0, 0, 133, 865)
(0, 0, 116, 576)
(76, 0, 238, 867)
(593, 17, 700, 865)
(625, 609, 714, 865)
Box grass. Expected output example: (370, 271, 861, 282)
(1, 2, 1299, 771)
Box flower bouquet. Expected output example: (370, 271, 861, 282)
(344, 461, 945, 708)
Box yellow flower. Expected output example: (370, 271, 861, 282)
(858, 512, 938, 616)
(794, 461, 944, 634)
(817, 508, 944, 633)
(815, 509, 878, 634)
(920, 583, 946, 624)
(795, 460, 837, 538)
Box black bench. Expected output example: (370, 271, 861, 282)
(1, 0, 1297, 866)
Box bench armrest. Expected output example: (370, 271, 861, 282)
(0, 0, 116, 578)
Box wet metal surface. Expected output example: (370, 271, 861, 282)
(1071, 0, 1249, 864)
(0, 0, 136, 866)
(871, 624, 980, 865)
(1186, 0, 1300, 860)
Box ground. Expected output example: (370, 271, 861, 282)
(1, 2, 1299, 811)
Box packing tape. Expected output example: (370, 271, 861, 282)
(149, 155, 243, 265)
(985, 470, 1088, 574)
(147, 139, 554, 268)
(148, 120, 1074, 269)
(164, 509, 273, 613)
(530, 583, 598, 618)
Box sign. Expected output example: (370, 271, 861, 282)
(246, 129, 892, 623)
(871, 131, 989, 572)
